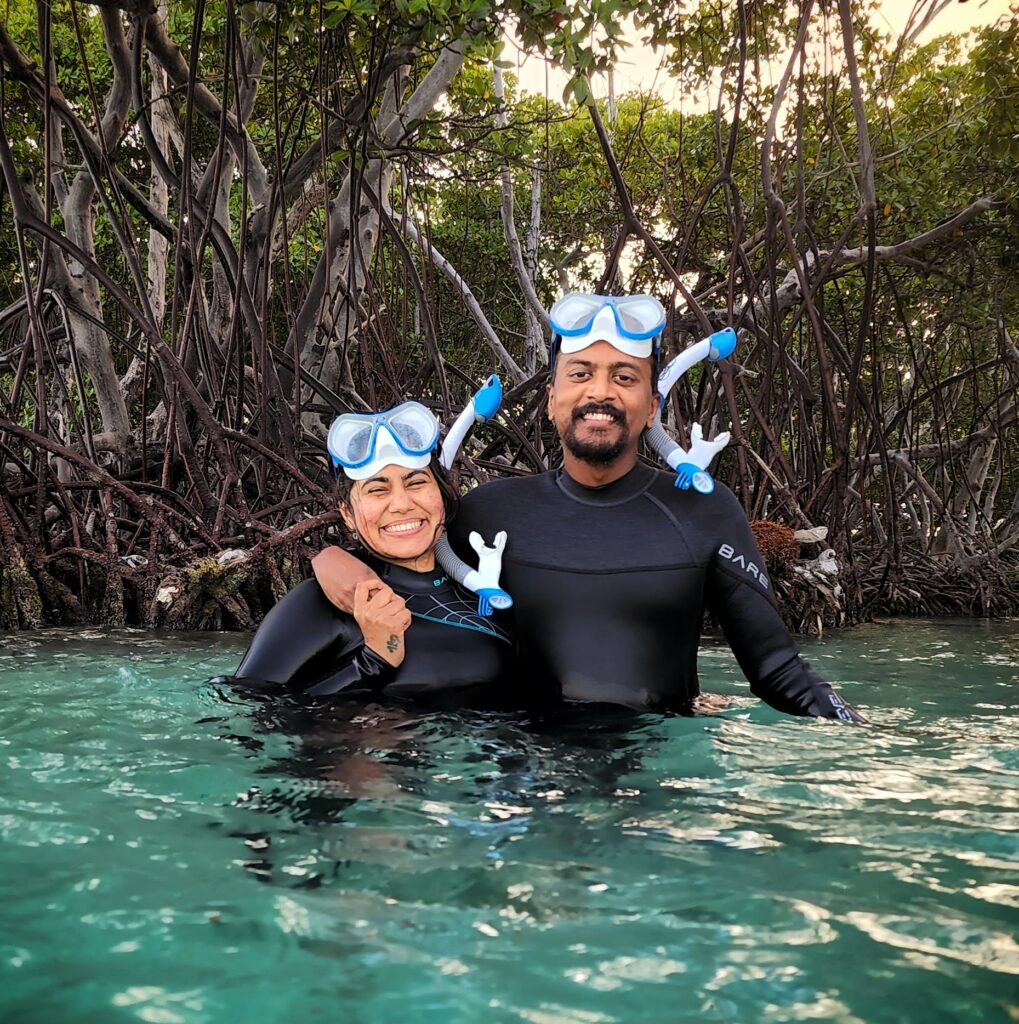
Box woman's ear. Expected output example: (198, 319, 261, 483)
(338, 499, 356, 534)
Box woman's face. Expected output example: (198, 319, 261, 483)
(340, 464, 445, 570)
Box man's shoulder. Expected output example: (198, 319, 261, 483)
(461, 471, 555, 507)
(644, 469, 747, 519)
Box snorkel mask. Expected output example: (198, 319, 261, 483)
(327, 401, 440, 480)
(549, 293, 668, 363)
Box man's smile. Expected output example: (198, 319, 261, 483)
(574, 404, 624, 426)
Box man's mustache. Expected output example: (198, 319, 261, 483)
(572, 403, 624, 424)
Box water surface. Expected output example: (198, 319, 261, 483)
(1, 620, 1017, 1023)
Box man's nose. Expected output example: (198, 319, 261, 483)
(585, 370, 619, 402)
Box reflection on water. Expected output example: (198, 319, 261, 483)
(0, 619, 1017, 1023)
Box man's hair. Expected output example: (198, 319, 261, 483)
(333, 454, 460, 551)
(549, 334, 662, 392)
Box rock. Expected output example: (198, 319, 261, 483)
(155, 582, 181, 606)
(216, 548, 249, 568)
(792, 526, 828, 544)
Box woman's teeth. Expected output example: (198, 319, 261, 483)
(382, 520, 424, 533)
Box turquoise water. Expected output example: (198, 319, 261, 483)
(0, 620, 1017, 1024)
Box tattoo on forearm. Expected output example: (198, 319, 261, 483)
(386, 634, 399, 653)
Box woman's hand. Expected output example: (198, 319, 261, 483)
(353, 580, 412, 668)
(313, 546, 380, 613)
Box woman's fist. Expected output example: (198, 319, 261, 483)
(352, 580, 412, 667)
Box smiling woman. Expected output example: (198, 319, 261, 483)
(218, 404, 515, 707)
(337, 465, 448, 573)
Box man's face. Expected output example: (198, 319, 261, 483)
(547, 341, 659, 466)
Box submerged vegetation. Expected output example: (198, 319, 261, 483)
(0, 0, 1017, 630)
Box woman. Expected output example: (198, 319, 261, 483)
(227, 400, 514, 706)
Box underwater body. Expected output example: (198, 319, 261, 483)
(0, 620, 1016, 1023)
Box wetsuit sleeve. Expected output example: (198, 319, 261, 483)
(704, 492, 862, 721)
(228, 578, 396, 696)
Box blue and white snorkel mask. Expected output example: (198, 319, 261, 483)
(549, 293, 667, 361)
(327, 401, 440, 480)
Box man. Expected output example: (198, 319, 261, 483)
(313, 293, 862, 721)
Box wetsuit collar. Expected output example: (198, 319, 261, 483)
(555, 461, 656, 506)
(365, 554, 451, 594)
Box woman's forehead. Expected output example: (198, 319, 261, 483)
(356, 465, 433, 488)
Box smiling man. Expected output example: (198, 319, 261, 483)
(314, 293, 862, 721)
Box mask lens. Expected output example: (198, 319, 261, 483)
(328, 414, 378, 467)
(385, 402, 439, 454)
(549, 293, 604, 335)
(613, 296, 666, 337)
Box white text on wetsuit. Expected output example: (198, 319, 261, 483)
(718, 544, 770, 589)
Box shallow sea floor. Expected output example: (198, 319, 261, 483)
(0, 619, 1017, 1024)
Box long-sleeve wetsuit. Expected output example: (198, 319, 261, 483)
(226, 556, 513, 706)
(445, 461, 858, 719)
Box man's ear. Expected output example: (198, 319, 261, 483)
(546, 380, 556, 420)
(645, 391, 660, 429)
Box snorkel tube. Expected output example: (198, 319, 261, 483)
(646, 327, 737, 493)
(439, 374, 502, 471)
(434, 375, 513, 617)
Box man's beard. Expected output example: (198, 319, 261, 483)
(562, 404, 630, 465)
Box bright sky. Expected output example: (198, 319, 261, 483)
(506, 0, 1015, 104)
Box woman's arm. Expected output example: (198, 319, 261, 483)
(231, 579, 359, 690)
(228, 578, 408, 695)
(312, 546, 381, 613)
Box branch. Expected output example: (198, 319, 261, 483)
(398, 213, 527, 384)
(837, 0, 876, 214)
(757, 195, 1000, 318)
(493, 63, 551, 335)
(140, 9, 269, 205)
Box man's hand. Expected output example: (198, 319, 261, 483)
(312, 546, 381, 613)
(352, 580, 412, 668)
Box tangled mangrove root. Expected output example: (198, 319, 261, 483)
(146, 548, 300, 630)
(859, 556, 1019, 618)
(0, 558, 44, 630)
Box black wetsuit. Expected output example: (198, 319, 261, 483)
(228, 556, 513, 705)
(446, 461, 857, 719)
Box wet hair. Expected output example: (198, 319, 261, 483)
(333, 453, 460, 554)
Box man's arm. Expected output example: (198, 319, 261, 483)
(312, 546, 382, 613)
(704, 492, 865, 722)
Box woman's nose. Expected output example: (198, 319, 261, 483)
(387, 485, 413, 511)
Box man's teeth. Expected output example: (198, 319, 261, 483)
(383, 520, 424, 533)
(584, 413, 616, 422)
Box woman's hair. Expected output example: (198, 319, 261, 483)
(333, 453, 460, 553)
